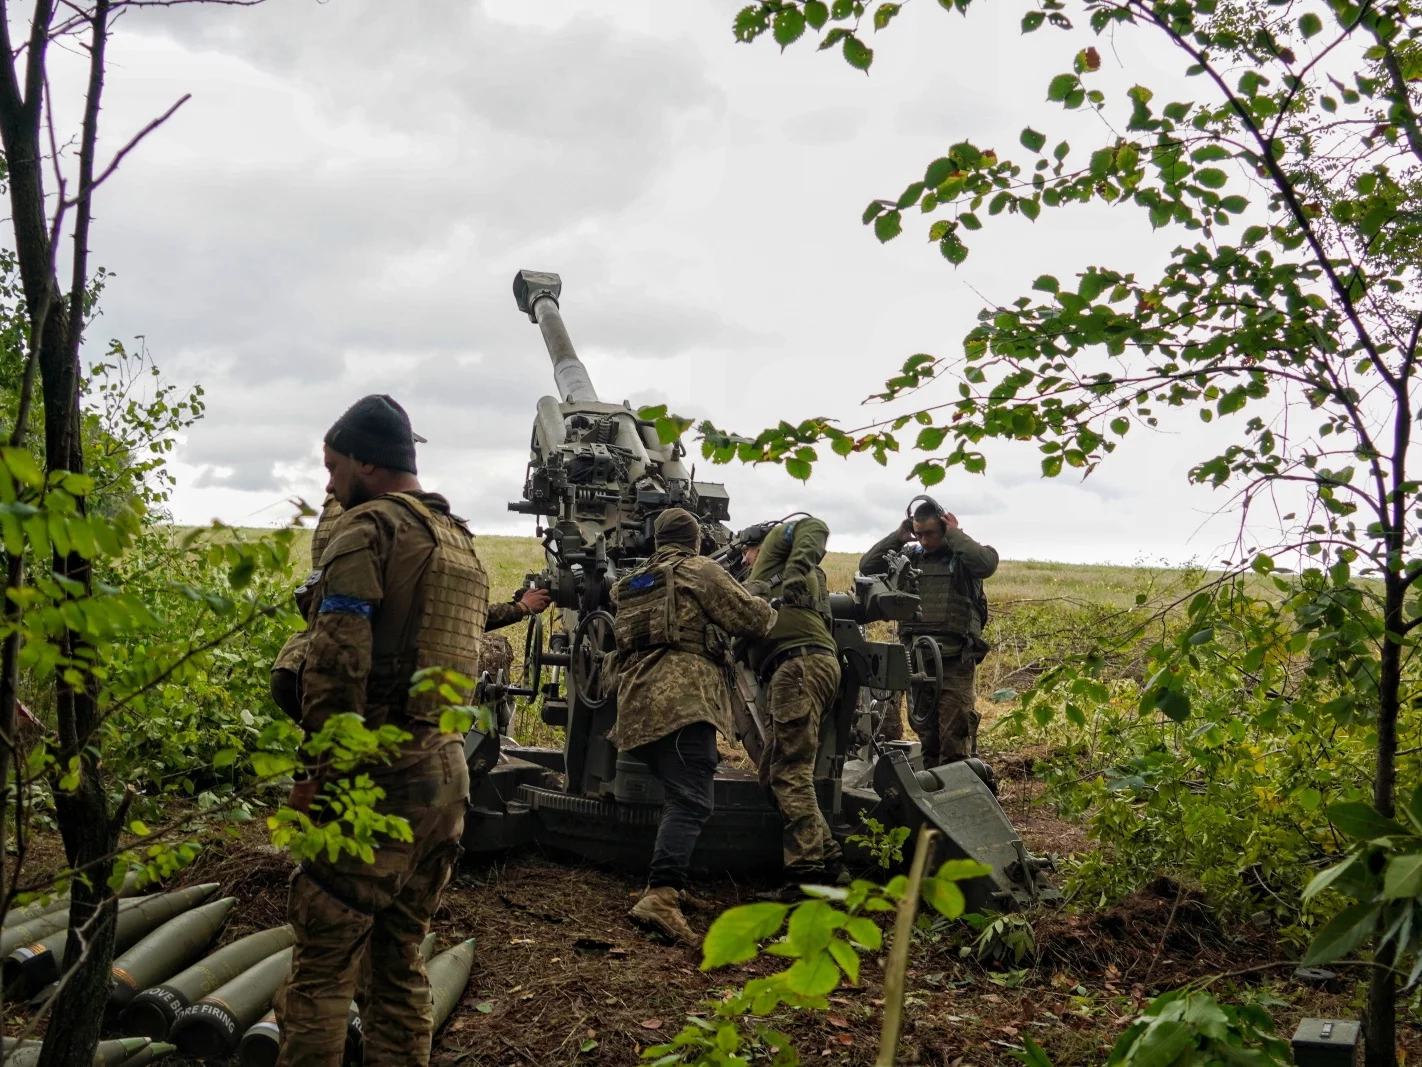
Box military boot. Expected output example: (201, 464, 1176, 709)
(629, 886, 699, 947)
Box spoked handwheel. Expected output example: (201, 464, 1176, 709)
(908, 635, 944, 731)
(520, 612, 545, 692)
(570, 609, 617, 710)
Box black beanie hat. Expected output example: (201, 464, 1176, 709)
(324, 395, 419, 474)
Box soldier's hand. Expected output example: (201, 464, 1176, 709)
(518, 588, 552, 615)
(897, 517, 917, 543)
(744, 579, 774, 601)
(943, 512, 960, 530)
(287, 780, 320, 814)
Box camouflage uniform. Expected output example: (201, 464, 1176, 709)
(274, 491, 486, 1067)
(745, 517, 843, 876)
(610, 509, 776, 893)
(860, 525, 998, 767)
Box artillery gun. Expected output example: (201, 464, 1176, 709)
(463, 271, 1056, 911)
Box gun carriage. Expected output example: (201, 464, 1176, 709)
(463, 270, 1056, 911)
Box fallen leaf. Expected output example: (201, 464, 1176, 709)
(870, 998, 885, 1007)
(835, 1034, 854, 1046)
(827, 1015, 850, 1028)
(950, 1059, 964, 1067)
(640, 1019, 663, 1030)
(475, 1002, 494, 1014)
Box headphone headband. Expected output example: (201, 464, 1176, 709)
(906, 495, 946, 521)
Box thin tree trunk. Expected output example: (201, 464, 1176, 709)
(1367, 570, 1402, 1067)
(37, 6, 118, 1065)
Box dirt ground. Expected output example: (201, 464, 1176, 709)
(4, 757, 1418, 1066)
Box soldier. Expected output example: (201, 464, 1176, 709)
(860, 498, 998, 767)
(738, 516, 846, 898)
(273, 394, 484, 1067)
(271, 501, 549, 722)
(610, 508, 776, 946)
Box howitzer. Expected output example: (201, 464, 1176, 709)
(462, 270, 1056, 910)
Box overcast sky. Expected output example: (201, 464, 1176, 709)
(41, 0, 1270, 564)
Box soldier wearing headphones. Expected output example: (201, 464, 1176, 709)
(860, 497, 998, 767)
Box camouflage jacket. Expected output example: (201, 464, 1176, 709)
(609, 546, 776, 751)
(301, 491, 489, 772)
(745, 516, 835, 674)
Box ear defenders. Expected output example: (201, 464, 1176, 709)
(906, 495, 948, 526)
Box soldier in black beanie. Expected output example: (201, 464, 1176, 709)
(321, 394, 423, 509)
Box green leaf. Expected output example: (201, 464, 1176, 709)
(1195, 167, 1227, 188)
(924, 157, 954, 186)
(1041, 454, 1063, 477)
(844, 915, 882, 949)
(1218, 194, 1248, 213)
(1303, 901, 1382, 964)
(1384, 854, 1422, 900)
(784, 949, 842, 995)
(1013, 1036, 1055, 1067)
(921, 875, 966, 918)
(773, 6, 807, 48)
(875, 210, 903, 242)
(873, 3, 901, 30)
(1299, 12, 1322, 36)
(1021, 10, 1044, 32)
(936, 858, 992, 881)
(827, 937, 860, 983)
(1126, 1019, 1194, 1067)
(1047, 73, 1078, 102)
(787, 899, 842, 956)
(1326, 802, 1409, 841)
(1020, 127, 1046, 152)
(843, 34, 874, 70)
(1032, 274, 1059, 293)
(805, 0, 830, 28)
(959, 212, 982, 230)
(702, 902, 789, 968)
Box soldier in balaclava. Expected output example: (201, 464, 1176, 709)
(610, 508, 777, 946)
(860, 499, 998, 767)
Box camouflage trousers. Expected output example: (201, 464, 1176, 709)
(911, 657, 980, 768)
(275, 739, 468, 1067)
(757, 651, 842, 875)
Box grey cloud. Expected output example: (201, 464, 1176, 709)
(781, 106, 870, 147)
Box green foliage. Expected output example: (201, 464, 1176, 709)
(644, 859, 988, 1065)
(962, 910, 1037, 965)
(1300, 788, 1422, 983)
(845, 814, 910, 868)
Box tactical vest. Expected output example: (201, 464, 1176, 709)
(366, 493, 490, 727)
(900, 552, 984, 639)
(761, 564, 833, 628)
(612, 558, 728, 660)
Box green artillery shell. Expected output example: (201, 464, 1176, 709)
(236, 1010, 280, 1067)
(429, 938, 476, 1031)
(108, 897, 238, 1012)
(1, 894, 157, 988)
(5, 1037, 152, 1067)
(5, 884, 219, 999)
(115, 1042, 175, 1067)
(2, 867, 144, 931)
(121, 924, 295, 1040)
(169, 945, 294, 1059)
(241, 929, 444, 1067)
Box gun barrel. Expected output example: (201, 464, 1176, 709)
(513, 270, 599, 404)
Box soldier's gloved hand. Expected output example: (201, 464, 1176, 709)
(744, 579, 774, 601)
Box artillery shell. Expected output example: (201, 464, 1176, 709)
(107, 897, 238, 1012)
(121, 924, 295, 1040)
(5, 1037, 152, 1067)
(2, 867, 144, 932)
(429, 938, 476, 1031)
(115, 1042, 176, 1067)
(169, 945, 294, 1059)
(241, 929, 444, 1067)
(4, 884, 219, 999)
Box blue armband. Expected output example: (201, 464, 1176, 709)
(318, 595, 374, 619)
